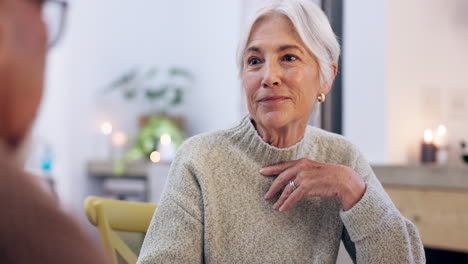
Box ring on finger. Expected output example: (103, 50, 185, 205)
(289, 180, 297, 191)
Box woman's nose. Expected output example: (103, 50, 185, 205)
(261, 61, 282, 88)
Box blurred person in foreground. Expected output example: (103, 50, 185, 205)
(138, 0, 425, 263)
(0, 0, 108, 263)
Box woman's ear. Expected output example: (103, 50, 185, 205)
(320, 62, 338, 95)
(330, 62, 338, 82)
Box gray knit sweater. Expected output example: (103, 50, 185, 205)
(138, 116, 425, 263)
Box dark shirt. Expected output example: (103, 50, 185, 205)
(0, 148, 109, 264)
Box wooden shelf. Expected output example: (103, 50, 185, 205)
(372, 165, 468, 190)
(88, 160, 169, 178)
(373, 165, 468, 252)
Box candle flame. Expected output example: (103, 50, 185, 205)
(423, 129, 433, 144)
(437, 125, 447, 136)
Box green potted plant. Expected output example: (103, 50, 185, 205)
(125, 116, 184, 161)
(104, 66, 194, 162)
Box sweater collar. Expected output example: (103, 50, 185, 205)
(227, 115, 311, 167)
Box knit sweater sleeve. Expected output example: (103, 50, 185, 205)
(339, 145, 426, 264)
(138, 144, 204, 263)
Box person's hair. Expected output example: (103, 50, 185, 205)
(237, 0, 340, 88)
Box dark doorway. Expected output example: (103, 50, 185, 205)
(320, 0, 343, 134)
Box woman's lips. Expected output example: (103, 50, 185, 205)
(258, 96, 290, 104)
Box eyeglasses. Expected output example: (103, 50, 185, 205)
(40, 0, 68, 49)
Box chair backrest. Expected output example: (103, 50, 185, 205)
(84, 196, 157, 264)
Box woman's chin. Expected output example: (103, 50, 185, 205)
(256, 111, 292, 129)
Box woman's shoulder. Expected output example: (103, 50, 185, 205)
(173, 129, 234, 162)
(176, 117, 253, 155)
(305, 126, 362, 165)
(306, 125, 355, 147)
(181, 129, 231, 148)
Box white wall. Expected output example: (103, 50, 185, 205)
(344, 0, 468, 165)
(343, 0, 386, 164)
(34, 0, 243, 211)
(387, 0, 468, 164)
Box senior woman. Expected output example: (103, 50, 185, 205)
(138, 0, 425, 263)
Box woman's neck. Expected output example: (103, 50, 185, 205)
(253, 119, 308, 148)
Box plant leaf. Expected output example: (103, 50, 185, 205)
(171, 88, 183, 105)
(145, 86, 168, 100)
(124, 90, 137, 99)
(105, 68, 139, 92)
(168, 67, 194, 81)
(144, 67, 158, 80)
(124, 148, 146, 161)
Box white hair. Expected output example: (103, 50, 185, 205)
(237, 0, 340, 88)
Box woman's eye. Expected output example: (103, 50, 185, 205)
(248, 57, 262, 66)
(283, 54, 298, 62)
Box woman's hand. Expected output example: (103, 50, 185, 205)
(260, 158, 366, 212)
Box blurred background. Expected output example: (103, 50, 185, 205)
(28, 0, 467, 263)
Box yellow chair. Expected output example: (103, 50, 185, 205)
(84, 196, 157, 264)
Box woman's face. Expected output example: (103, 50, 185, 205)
(242, 14, 323, 130)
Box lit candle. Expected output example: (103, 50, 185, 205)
(424, 129, 433, 144)
(434, 125, 447, 147)
(100, 121, 113, 160)
(421, 129, 437, 164)
(435, 125, 448, 165)
(112, 131, 127, 147)
(157, 133, 176, 162)
(111, 131, 127, 160)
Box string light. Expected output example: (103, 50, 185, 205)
(160, 133, 172, 145)
(100, 122, 113, 135)
(150, 151, 161, 163)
